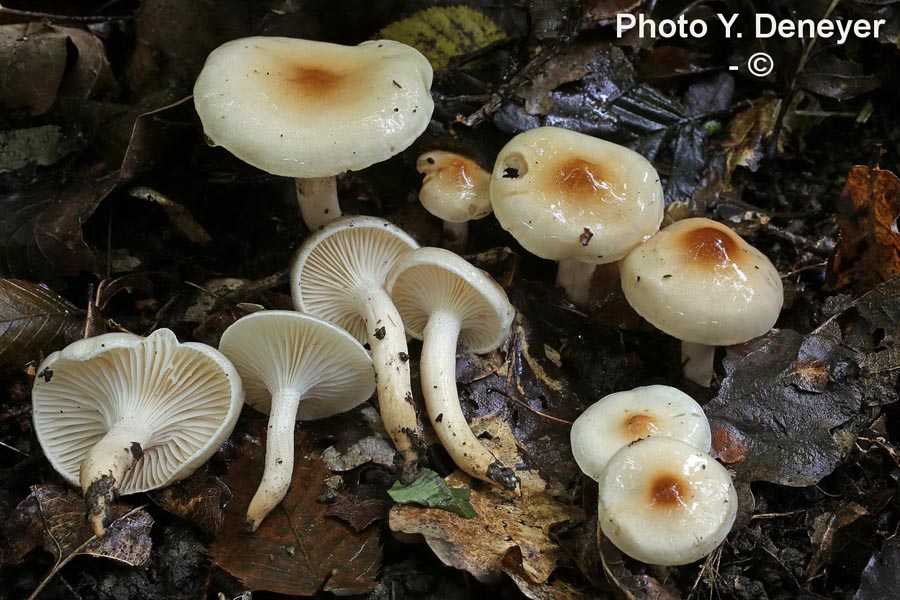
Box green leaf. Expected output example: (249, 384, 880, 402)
(0, 279, 83, 368)
(388, 469, 477, 518)
(379, 6, 506, 70)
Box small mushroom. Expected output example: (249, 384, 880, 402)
(570, 385, 711, 481)
(31, 329, 243, 536)
(218, 310, 375, 531)
(416, 151, 492, 252)
(291, 216, 423, 469)
(194, 37, 434, 231)
(386, 247, 519, 491)
(490, 126, 664, 305)
(597, 437, 738, 566)
(620, 218, 783, 386)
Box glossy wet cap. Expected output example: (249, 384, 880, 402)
(218, 311, 375, 420)
(194, 37, 434, 178)
(620, 218, 783, 346)
(490, 127, 664, 264)
(570, 385, 710, 481)
(32, 329, 244, 493)
(387, 247, 515, 353)
(417, 151, 492, 223)
(598, 437, 738, 566)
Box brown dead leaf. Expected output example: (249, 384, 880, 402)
(599, 535, 680, 600)
(0, 23, 69, 116)
(149, 471, 231, 535)
(826, 166, 900, 291)
(721, 98, 781, 179)
(208, 419, 381, 596)
(389, 418, 583, 586)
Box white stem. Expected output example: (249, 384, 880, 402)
(682, 341, 716, 387)
(555, 258, 597, 306)
(442, 221, 469, 252)
(421, 310, 520, 491)
(246, 389, 302, 532)
(295, 176, 341, 231)
(80, 424, 150, 537)
(359, 287, 422, 469)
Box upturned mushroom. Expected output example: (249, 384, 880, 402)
(490, 126, 664, 305)
(291, 216, 422, 469)
(417, 151, 492, 251)
(570, 385, 710, 481)
(31, 329, 243, 536)
(218, 310, 375, 531)
(386, 247, 519, 491)
(597, 437, 738, 566)
(194, 37, 434, 231)
(620, 217, 783, 386)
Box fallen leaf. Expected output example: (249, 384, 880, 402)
(826, 166, 900, 291)
(128, 186, 213, 245)
(149, 471, 231, 535)
(324, 497, 390, 532)
(798, 54, 881, 101)
(208, 419, 381, 596)
(504, 558, 610, 600)
(720, 98, 781, 178)
(0, 279, 84, 368)
(0, 126, 79, 173)
(0, 23, 69, 116)
(599, 535, 679, 600)
(856, 538, 900, 600)
(389, 469, 477, 518)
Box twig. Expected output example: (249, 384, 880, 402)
(0, 3, 131, 22)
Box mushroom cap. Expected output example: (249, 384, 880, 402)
(32, 329, 244, 493)
(194, 37, 434, 178)
(417, 151, 492, 223)
(292, 216, 420, 343)
(570, 385, 711, 481)
(490, 127, 664, 264)
(218, 310, 375, 420)
(620, 218, 784, 346)
(387, 247, 514, 353)
(598, 437, 738, 566)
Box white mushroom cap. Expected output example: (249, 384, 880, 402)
(32, 329, 243, 492)
(194, 37, 434, 178)
(490, 126, 664, 264)
(417, 151, 492, 223)
(387, 247, 514, 353)
(218, 310, 375, 420)
(598, 437, 738, 566)
(620, 218, 784, 346)
(570, 385, 711, 481)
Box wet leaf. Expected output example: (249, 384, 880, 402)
(826, 166, 900, 291)
(0, 126, 79, 173)
(856, 538, 900, 600)
(379, 6, 507, 70)
(0, 279, 84, 368)
(324, 497, 390, 533)
(798, 54, 881, 101)
(720, 98, 781, 178)
(128, 186, 213, 246)
(149, 472, 231, 535)
(208, 419, 381, 596)
(389, 469, 477, 518)
(0, 23, 69, 116)
(599, 535, 679, 600)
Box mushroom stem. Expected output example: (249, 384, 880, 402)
(79, 424, 150, 537)
(442, 221, 468, 252)
(359, 286, 423, 470)
(295, 176, 341, 231)
(681, 341, 716, 387)
(555, 258, 597, 306)
(246, 389, 303, 532)
(421, 309, 520, 492)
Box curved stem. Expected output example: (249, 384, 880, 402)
(360, 287, 422, 470)
(421, 310, 520, 491)
(555, 259, 597, 306)
(296, 176, 341, 231)
(682, 341, 716, 387)
(80, 424, 150, 537)
(246, 389, 302, 532)
(442, 221, 469, 253)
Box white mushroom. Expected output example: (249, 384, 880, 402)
(490, 126, 664, 305)
(194, 37, 434, 231)
(218, 310, 375, 531)
(31, 329, 243, 536)
(416, 151, 492, 251)
(620, 218, 784, 386)
(387, 247, 518, 491)
(597, 437, 738, 566)
(291, 216, 422, 469)
(570, 385, 711, 481)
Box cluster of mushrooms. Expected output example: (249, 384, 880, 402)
(31, 35, 783, 569)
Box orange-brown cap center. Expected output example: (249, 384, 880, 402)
(287, 65, 347, 100)
(624, 414, 658, 440)
(555, 158, 612, 201)
(683, 227, 738, 267)
(448, 158, 476, 188)
(650, 474, 689, 507)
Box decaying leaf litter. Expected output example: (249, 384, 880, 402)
(1, 0, 899, 598)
